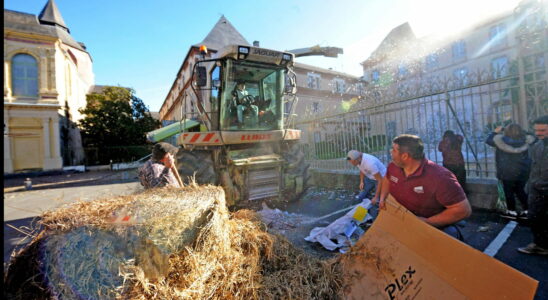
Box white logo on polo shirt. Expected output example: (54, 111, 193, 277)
(390, 176, 399, 183)
(413, 186, 424, 194)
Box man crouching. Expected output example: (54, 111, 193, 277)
(138, 142, 182, 189)
(378, 134, 472, 240)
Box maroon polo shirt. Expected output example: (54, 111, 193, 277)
(386, 159, 466, 218)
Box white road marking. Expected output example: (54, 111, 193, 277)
(483, 220, 518, 257)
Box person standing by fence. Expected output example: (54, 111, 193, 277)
(518, 115, 548, 255)
(438, 130, 466, 192)
(485, 123, 536, 220)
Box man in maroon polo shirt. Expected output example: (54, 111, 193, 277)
(377, 134, 472, 240)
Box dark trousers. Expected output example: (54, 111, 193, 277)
(529, 194, 548, 248)
(501, 180, 528, 211)
(441, 223, 464, 241)
(443, 164, 466, 192)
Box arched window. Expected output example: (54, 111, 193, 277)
(12, 53, 38, 97)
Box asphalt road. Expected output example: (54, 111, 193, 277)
(3, 174, 547, 299)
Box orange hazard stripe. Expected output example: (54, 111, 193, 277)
(203, 133, 215, 142)
(189, 133, 201, 143)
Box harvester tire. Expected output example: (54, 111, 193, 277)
(176, 150, 218, 185)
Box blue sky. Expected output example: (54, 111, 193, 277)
(4, 0, 520, 112)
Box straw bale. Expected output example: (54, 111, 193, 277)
(5, 185, 345, 300)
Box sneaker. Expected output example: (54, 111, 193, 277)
(518, 210, 529, 220)
(500, 210, 518, 220)
(517, 243, 548, 255)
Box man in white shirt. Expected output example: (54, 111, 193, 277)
(347, 150, 387, 204)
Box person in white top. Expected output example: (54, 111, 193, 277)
(346, 150, 387, 204)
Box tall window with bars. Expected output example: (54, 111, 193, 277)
(489, 23, 507, 49)
(333, 78, 346, 93)
(491, 56, 509, 79)
(307, 73, 321, 89)
(452, 40, 467, 61)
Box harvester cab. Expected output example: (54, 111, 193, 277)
(192, 45, 297, 133)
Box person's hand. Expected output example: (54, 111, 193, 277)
(359, 181, 364, 190)
(494, 126, 503, 134)
(378, 197, 386, 210)
(164, 153, 175, 169)
(371, 196, 379, 205)
(417, 216, 429, 224)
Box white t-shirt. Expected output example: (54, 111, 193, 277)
(358, 153, 387, 180)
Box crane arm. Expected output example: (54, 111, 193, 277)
(287, 45, 344, 58)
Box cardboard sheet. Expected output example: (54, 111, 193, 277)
(342, 196, 538, 300)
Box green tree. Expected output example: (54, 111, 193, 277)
(78, 86, 160, 147)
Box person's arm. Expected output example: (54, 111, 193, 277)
(485, 126, 502, 147)
(377, 175, 391, 209)
(528, 143, 547, 194)
(359, 171, 365, 190)
(147, 166, 172, 188)
(371, 172, 383, 204)
(421, 200, 471, 228)
(438, 139, 445, 152)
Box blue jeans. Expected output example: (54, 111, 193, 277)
(356, 177, 376, 201)
(441, 223, 464, 241)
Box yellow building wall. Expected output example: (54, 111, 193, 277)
(4, 29, 93, 173)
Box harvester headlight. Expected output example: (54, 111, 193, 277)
(238, 46, 250, 60)
(282, 53, 292, 61)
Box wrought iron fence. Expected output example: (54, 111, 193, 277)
(295, 50, 547, 179)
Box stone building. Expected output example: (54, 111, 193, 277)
(4, 0, 94, 173)
(360, 0, 547, 131)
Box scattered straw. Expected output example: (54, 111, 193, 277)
(5, 185, 345, 300)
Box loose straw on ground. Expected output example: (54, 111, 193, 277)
(5, 184, 344, 300)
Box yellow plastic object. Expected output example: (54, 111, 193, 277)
(352, 206, 368, 222)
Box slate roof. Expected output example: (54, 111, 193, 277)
(4, 2, 86, 52)
(38, 0, 68, 31)
(361, 22, 416, 66)
(194, 15, 250, 50)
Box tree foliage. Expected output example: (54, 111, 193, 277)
(78, 86, 160, 147)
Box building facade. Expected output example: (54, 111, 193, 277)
(293, 0, 546, 178)
(292, 62, 362, 144)
(360, 0, 547, 130)
(4, 0, 94, 173)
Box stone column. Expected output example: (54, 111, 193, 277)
(40, 56, 49, 95)
(43, 118, 51, 158)
(51, 117, 60, 158)
(4, 112, 14, 173)
(43, 114, 63, 170)
(4, 60, 11, 100)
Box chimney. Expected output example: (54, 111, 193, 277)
(253, 40, 260, 47)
